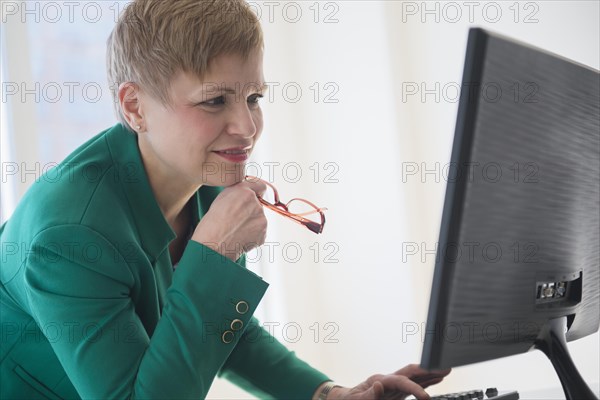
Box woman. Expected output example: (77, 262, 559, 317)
(0, 0, 450, 398)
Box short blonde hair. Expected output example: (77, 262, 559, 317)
(106, 0, 263, 128)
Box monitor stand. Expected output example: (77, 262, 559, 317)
(534, 317, 598, 400)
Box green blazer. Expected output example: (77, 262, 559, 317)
(0, 123, 329, 399)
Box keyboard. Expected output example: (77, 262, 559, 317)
(428, 388, 519, 400)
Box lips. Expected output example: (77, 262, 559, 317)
(212, 147, 250, 163)
(214, 149, 248, 155)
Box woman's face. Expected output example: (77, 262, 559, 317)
(137, 49, 265, 188)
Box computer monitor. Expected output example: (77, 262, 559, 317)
(420, 28, 599, 400)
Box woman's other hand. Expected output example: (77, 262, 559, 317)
(319, 364, 451, 400)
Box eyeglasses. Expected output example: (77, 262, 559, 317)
(245, 176, 327, 234)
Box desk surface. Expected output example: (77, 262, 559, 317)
(518, 382, 599, 400)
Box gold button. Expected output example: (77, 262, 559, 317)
(221, 330, 235, 344)
(235, 301, 249, 314)
(231, 319, 243, 331)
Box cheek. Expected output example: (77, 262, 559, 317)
(173, 108, 224, 143)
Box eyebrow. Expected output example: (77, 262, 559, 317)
(199, 83, 268, 95)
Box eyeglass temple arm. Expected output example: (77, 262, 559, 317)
(258, 198, 325, 234)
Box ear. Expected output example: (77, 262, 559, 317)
(118, 82, 144, 132)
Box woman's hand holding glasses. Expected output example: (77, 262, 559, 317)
(191, 176, 326, 262)
(192, 179, 269, 262)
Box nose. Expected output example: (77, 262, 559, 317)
(226, 102, 258, 139)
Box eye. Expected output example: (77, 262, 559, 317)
(248, 93, 263, 106)
(199, 96, 226, 107)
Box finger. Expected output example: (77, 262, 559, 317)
(379, 376, 430, 400)
(412, 371, 451, 383)
(241, 179, 268, 198)
(396, 366, 452, 381)
(370, 381, 385, 399)
(431, 368, 452, 377)
(415, 377, 445, 389)
(366, 374, 386, 386)
(406, 365, 451, 377)
(393, 364, 431, 379)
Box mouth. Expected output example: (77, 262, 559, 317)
(212, 147, 250, 163)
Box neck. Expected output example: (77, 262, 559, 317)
(138, 139, 199, 228)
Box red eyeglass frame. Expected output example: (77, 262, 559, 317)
(245, 176, 326, 234)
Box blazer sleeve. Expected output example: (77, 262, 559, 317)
(218, 317, 331, 399)
(24, 224, 268, 399)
